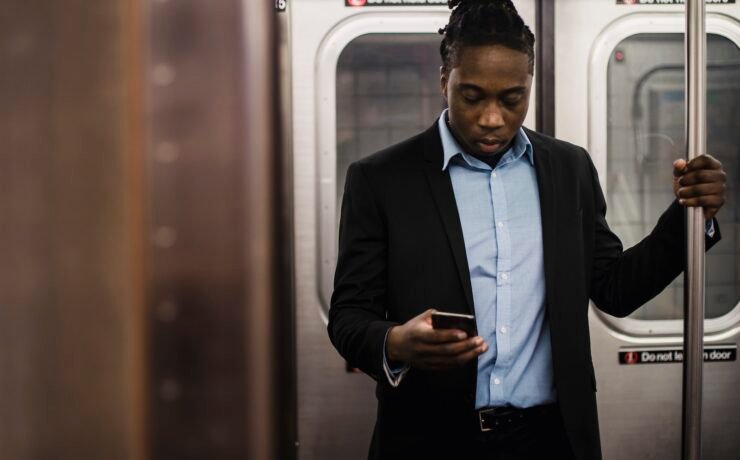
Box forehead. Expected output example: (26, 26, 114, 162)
(451, 44, 531, 88)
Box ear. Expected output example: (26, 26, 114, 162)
(440, 66, 449, 103)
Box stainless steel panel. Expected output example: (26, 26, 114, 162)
(555, 2, 740, 459)
(590, 312, 740, 459)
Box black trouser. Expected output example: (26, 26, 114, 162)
(472, 404, 575, 460)
(369, 405, 575, 460)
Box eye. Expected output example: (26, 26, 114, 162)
(502, 96, 522, 107)
(501, 93, 524, 107)
(461, 92, 482, 104)
(459, 89, 482, 103)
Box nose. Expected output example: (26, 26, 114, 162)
(478, 102, 505, 130)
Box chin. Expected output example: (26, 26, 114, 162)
(473, 145, 506, 156)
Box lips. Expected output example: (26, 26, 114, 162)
(476, 138, 504, 154)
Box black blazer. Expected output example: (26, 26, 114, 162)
(328, 122, 718, 460)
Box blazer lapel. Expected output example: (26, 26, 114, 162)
(529, 131, 559, 324)
(421, 123, 475, 314)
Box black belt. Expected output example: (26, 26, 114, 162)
(476, 403, 557, 433)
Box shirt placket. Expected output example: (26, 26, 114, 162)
(489, 167, 511, 403)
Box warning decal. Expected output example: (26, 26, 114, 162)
(346, 0, 447, 7)
(617, 0, 734, 4)
(619, 345, 736, 365)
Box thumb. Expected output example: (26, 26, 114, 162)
(414, 308, 437, 327)
(673, 159, 687, 178)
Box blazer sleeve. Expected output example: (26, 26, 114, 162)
(587, 153, 721, 318)
(328, 162, 396, 380)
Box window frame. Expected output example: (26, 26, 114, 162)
(588, 12, 740, 342)
(315, 13, 450, 322)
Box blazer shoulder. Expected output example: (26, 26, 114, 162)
(352, 129, 427, 174)
(525, 128, 587, 155)
(525, 128, 593, 167)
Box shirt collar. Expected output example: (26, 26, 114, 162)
(438, 109, 534, 171)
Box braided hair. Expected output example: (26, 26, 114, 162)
(439, 0, 535, 75)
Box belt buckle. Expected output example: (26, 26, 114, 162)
(478, 406, 500, 432)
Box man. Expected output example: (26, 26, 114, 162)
(328, 1, 727, 459)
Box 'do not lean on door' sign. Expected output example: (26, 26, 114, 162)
(346, 0, 446, 6)
(617, 0, 734, 4)
(344, 0, 737, 8)
(619, 345, 737, 365)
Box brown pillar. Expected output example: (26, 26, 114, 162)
(0, 1, 146, 459)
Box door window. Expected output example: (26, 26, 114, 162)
(606, 33, 739, 321)
(335, 33, 445, 207)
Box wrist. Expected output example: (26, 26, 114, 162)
(386, 325, 403, 363)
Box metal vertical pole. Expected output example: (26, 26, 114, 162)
(241, 1, 284, 459)
(535, 0, 555, 137)
(682, 0, 707, 459)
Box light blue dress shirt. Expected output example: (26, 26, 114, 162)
(438, 111, 556, 409)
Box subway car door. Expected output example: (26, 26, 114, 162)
(555, 1, 740, 459)
(289, 1, 536, 459)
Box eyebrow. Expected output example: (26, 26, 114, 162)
(457, 83, 528, 95)
(457, 83, 484, 93)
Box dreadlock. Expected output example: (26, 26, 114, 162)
(439, 0, 535, 75)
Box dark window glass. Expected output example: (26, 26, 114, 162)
(336, 34, 446, 204)
(607, 33, 739, 320)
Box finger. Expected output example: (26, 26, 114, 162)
(417, 308, 437, 323)
(453, 343, 488, 364)
(685, 154, 722, 172)
(420, 343, 488, 368)
(673, 159, 688, 178)
(677, 182, 726, 199)
(405, 309, 438, 333)
(415, 337, 484, 357)
(415, 327, 469, 344)
(678, 195, 725, 209)
(678, 169, 727, 186)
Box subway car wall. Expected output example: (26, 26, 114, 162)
(1, 1, 738, 460)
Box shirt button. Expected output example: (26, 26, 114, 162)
(500, 326, 508, 334)
(494, 378, 501, 385)
(492, 172, 497, 178)
(501, 273, 508, 281)
(497, 221, 504, 228)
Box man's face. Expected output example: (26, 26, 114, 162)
(441, 45, 532, 156)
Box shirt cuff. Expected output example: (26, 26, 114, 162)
(382, 328, 410, 387)
(705, 218, 716, 238)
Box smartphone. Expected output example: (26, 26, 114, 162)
(431, 311, 477, 338)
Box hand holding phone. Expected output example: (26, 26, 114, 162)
(385, 309, 486, 371)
